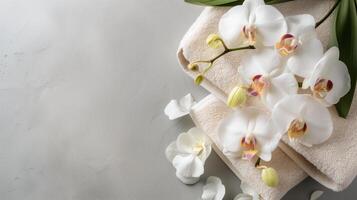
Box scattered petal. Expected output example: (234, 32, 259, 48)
(202, 176, 226, 200)
(173, 154, 204, 180)
(164, 93, 196, 120)
(166, 128, 212, 185)
(239, 182, 260, 200)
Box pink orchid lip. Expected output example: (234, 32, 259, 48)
(242, 25, 256, 45)
(275, 33, 298, 56)
(248, 74, 268, 96)
(313, 78, 333, 98)
(288, 119, 307, 139)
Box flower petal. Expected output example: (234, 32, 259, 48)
(308, 47, 351, 106)
(219, 6, 249, 48)
(175, 173, 200, 185)
(164, 93, 195, 120)
(219, 107, 280, 161)
(188, 128, 212, 162)
(254, 5, 287, 46)
(262, 73, 298, 109)
(243, 0, 265, 13)
(272, 94, 333, 146)
(286, 14, 315, 36)
(218, 111, 248, 155)
(239, 48, 281, 83)
(165, 141, 178, 162)
(173, 154, 204, 178)
(202, 176, 226, 200)
(176, 132, 196, 154)
(287, 38, 323, 78)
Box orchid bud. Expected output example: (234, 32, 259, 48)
(206, 34, 223, 49)
(187, 63, 199, 71)
(227, 86, 247, 108)
(261, 167, 279, 187)
(195, 74, 204, 85)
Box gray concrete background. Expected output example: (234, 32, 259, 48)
(0, 0, 355, 199)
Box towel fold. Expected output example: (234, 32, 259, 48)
(178, 0, 357, 192)
(190, 95, 307, 200)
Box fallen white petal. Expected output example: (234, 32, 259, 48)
(233, 193, 253, 200)
(310, 190, 324, 200)
(173, 154, 204, 179)
(202, 176, 226, 200)
(164, 93, 196, 120)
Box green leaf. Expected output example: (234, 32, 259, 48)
(335, 0, 357, 118)
(184, 0, 294, 6)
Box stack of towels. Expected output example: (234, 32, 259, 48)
(177, 0, 357, 199)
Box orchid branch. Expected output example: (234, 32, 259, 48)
(315, 0, 342, 28)
(188, 35, 255, 85)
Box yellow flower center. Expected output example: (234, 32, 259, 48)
(313, 78, 333, 99)
(275, 34, 298, 56)
(242, 25, 257, 45)
(288, 119, 307, 139)
(241, 135, 258, 160)
(248, 75, 269, 96)
(193, 142, 205, 156)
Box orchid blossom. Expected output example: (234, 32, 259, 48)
(282, 14, 324, 77)
(165, 127, 212, 184)
(272, 94, 333, 147)
(219, 0, 287, 47)
(219, 107, 282, 161)
(302, 47, 351, 106)
(238, 48, 298, 109)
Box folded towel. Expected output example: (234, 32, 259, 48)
(190, 95, 307, 200)
(178, 0, 357, 192)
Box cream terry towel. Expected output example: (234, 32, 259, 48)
(178, 0, 357, 192)
(190, 95, 307, 200)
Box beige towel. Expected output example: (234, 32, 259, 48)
(190, 95, 307, 200)
(178, 0, 357, 192)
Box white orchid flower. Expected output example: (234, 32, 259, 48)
(272, 94, 333, 147)
(238, 48, 298, 109)
(219, 107, 282, 161)
(281, 14, 324, 77)
(165, 127, 212, 184)
(201, 176, 226, 200)
(302, 47, 351, 106)
(219, 0, 287, 47)
(234, 182, 260, 200)
(164, 93, 196, 120)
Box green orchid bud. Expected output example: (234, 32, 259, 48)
(187, 63, 199, 71)
(195, 74, 204, 85)
(226, 86, 247, 108)
(261, 167, 279, 187)
(206, 34, 223, 49)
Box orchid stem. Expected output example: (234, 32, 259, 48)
(200, 45, 255, 74)
(315, 0, 341, 28)
(255, 157, 261, 168)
